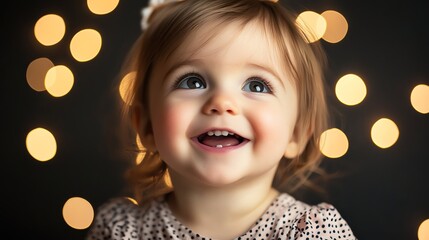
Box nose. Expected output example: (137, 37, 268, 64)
(202, 91, 240, 115)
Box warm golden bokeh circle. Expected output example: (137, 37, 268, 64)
(26, 57, 55, 92)
(335, 73, 367, 106)
(45, 65, 74, 97)
(321, 10, 348, 43)
(87, 0, 120, 15)
(34, 14, 66, 46)
(410, 84, 429, 114)
(119, 71, 137, 105)
(26, 128, 57, 162)
(62, 197, 94, 230)
(319, 128, 349, 158)
(70, 29, 102, 62)
(296, 11, 327, 43)
(418, 219, 429, 240)
(371, 118, 400, 149)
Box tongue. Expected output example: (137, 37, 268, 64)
(201, 136, 240, 147)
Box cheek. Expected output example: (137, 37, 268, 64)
(156, 108, 180, 136)
(150, 101, 196, 153)
(250, 101, 297, 149)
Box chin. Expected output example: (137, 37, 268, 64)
(194, 171, 246, 187)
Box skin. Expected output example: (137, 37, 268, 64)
(143, 19, 301, 239)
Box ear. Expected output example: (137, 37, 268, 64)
(132, 103, 157, 151)
(284, 124, 312, 159)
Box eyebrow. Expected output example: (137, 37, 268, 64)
(163, 59, 204, 80)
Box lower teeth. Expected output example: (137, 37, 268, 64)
(216, 145, 223, 148)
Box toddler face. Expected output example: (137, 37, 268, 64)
(147, 20, 299, 186)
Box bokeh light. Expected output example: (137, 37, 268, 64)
(62, 197, 94, 230)
(45, 65, 74, 97)
(119, 71, 136, 105)
(34, 14, 66, 46)
(319, 128, 349, 158)
(126, 197, 138, 205)
(87, 0, 120, 15)
(26, 57, 54, 92)
(335, 73, 367, 106)
(418, 219, 429, 240)
(136, 152, 144, 165)
(321, 10, 348, 43)
(164, 169, 173, 188)
(410, 84, 429, 114)
(296, 11, 327, 43)
(135, 134, 145, 165)
(70, 29, 102, 62)
(26, 127, 57, 162)
(371, 118, 399, 149)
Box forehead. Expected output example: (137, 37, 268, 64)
(161, 19, 290, 76)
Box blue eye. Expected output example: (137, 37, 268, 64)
(176, 73, 206, 89)
(242, 77, 272, 93)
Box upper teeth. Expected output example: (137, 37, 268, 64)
(207, 130, 235, 136)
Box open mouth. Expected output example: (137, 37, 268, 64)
(197, 130, 246, 148)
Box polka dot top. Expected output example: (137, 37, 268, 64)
(86, 193, 357, 240)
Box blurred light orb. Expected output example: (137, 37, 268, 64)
(87, 0, 120, 15)
(34, 14, 66, 46)
(296, 11, 327, 43)
(63, 197, 94, 230)
(136, 134, 144, 150)
(45, 65, 74, 97)
(26, 57, 54, 92)
(70, 29, 102, 62)
(164, 169, 173, 188)
(126, 197, 138, 205)
(319, 128, 349, 158)
(26, 128, 57, 162)
(119, 71, 137, 105)
(410, 84, 429, 114)
(418, 219, 429, 240)
(336, 73, 367, 106)
(321, 10, 348, 43)
(135, 134, 145, 165)
(136, 153, 145, 165)
(371, 118, 399, 149)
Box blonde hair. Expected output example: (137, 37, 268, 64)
(119, 0, 329, 204)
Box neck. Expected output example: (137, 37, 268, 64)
(167, 169, 279, 239)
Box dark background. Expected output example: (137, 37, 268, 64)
(3, 0, 428, 239)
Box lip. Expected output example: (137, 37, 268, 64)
(190, 137, 249, 153)
(190, 127, 250, 153)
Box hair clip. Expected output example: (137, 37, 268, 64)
(141, 0, 179, 30)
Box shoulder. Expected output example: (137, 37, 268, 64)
(302, 202, 356, 238)
(275, 193, 357, 239)
(85, 197, 149, 240)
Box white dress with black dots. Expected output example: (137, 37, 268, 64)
(86, 193, 357, 240)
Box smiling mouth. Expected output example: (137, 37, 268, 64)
(197, 130, 246, 148)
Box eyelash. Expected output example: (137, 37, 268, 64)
(171, 72, 204, 90)
(246, 76, 274, 94)
(171, 72, 275, 93)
